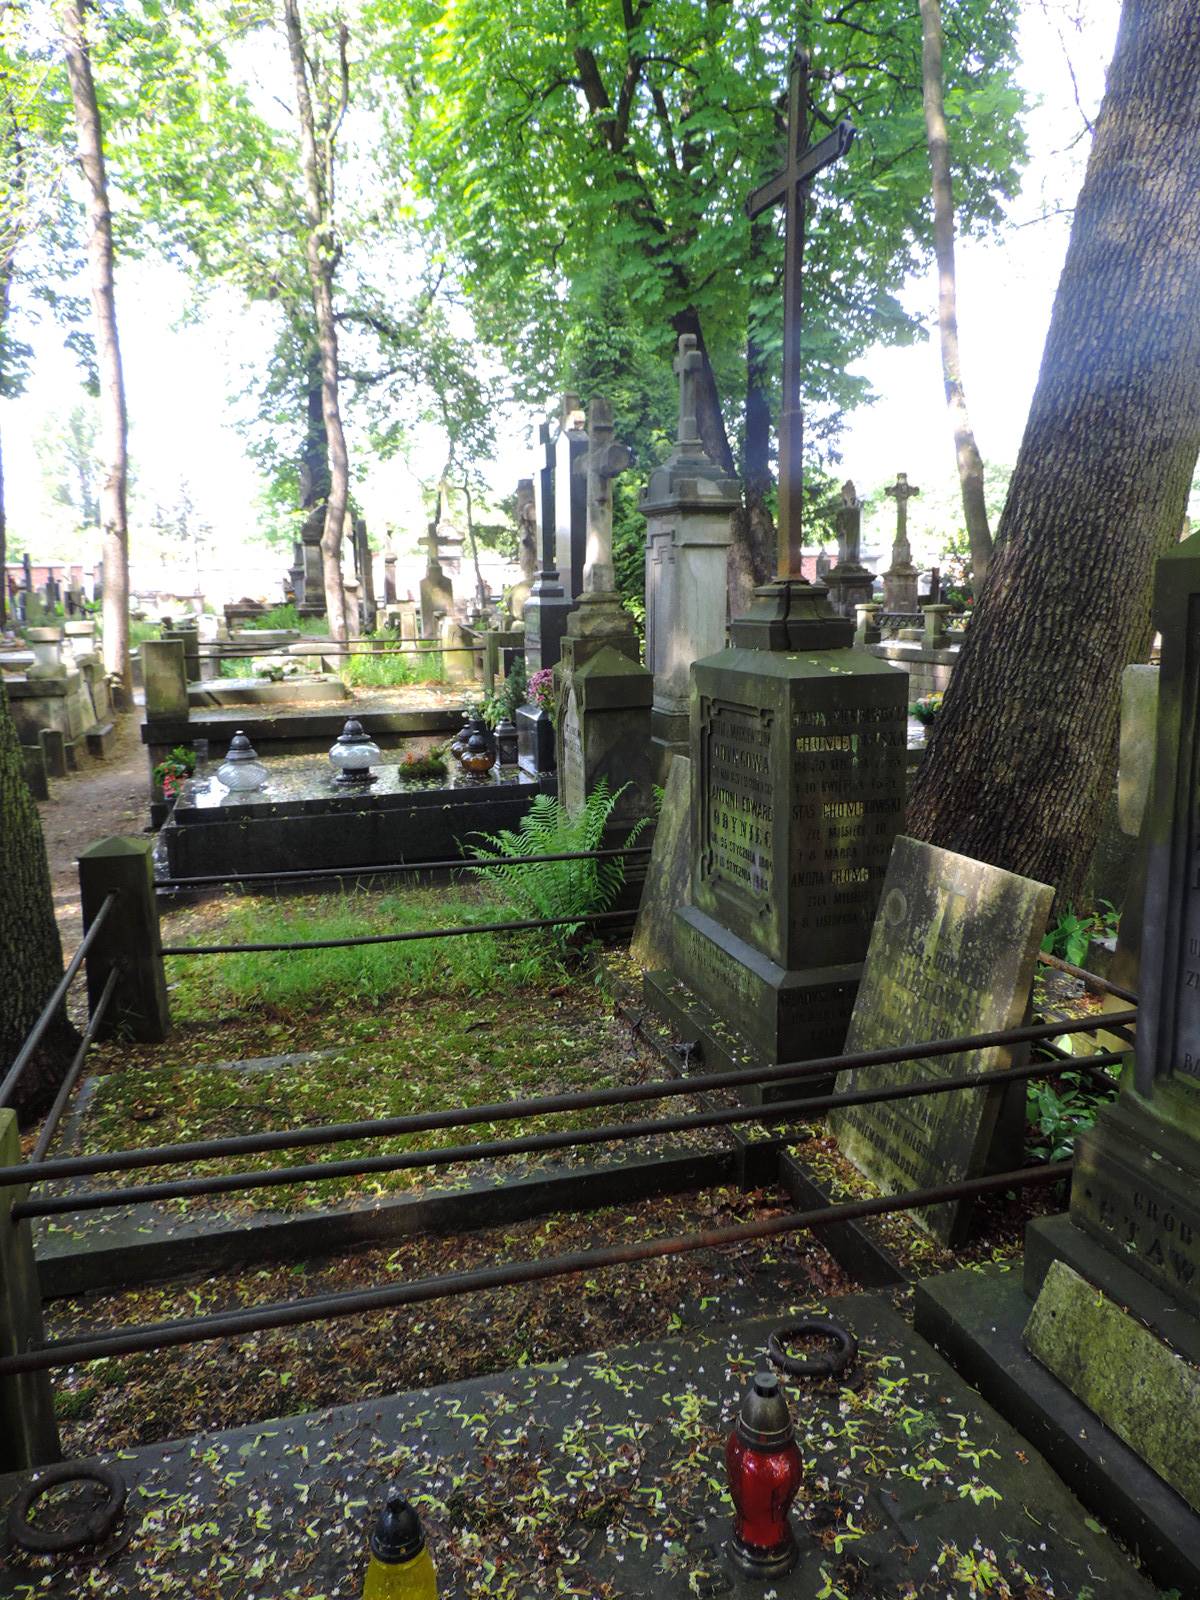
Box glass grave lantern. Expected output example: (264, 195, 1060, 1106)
(725, 1369, 804, 1578)
(216, 730, 268, 793)
(329, 717, 381, 785)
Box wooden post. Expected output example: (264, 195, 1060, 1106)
(0, 1109, 60, 1470)
(78, 836, 170, 1042)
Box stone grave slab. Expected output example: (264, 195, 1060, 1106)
(0, 1292, 1154, 1598)
(829, 836, 1052, 1243)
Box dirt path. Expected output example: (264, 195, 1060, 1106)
(36, 708, 148, 960)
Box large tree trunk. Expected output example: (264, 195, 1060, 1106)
(60, 0, 130, 692)
(0, 684, 75, 1122)
(907, 0, 1200, 905)
(919, 0, 991, 587)
(0, 260, 9, 632)
(283, 0, 351, 641)
(299, 339, 331, 512)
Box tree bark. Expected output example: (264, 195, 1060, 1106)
(283, 0, 352, 641)
(60, 0, 130, 690)
(0, 684, 75, 1122)
(918, 0, 992, 587)
(907, 0, 1200, 905)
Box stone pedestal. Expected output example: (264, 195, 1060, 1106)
(556, 600, 653, 832)
(299, 520, 326, 617)
(641, 345, 738, 772)
(824, 560, 875, 619)
(854, 603, 881, 645)
(882, 559, 919, 613)
(644, 579, 907, 1088)
(143, 639, 189, 721)
(922, 603, 953, 649)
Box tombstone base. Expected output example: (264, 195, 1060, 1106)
(915, 1255, 1200, 1597)
(644, 903, 859, 1099)
(522, 590, 574, 672)
(650, 701, 689, 772)
(825, 563, 875, 619)
(1060, 1091, 1200, 1321)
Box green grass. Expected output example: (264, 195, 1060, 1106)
(218, 656, 253, 678)
(242, 603, 330, 635)
(340, 646, 446, 688)
(165, 888, 565, 1018)
(129, 618, 161, 647)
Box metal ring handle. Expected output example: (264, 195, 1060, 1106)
(768, 1318, 857, 1378)
(8, 1460, 126, 1554)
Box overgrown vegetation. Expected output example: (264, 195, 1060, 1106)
(1040, 901, 1120, 966)
(468, 782, 648, 935)
(340, 643, 446, 688)
(166, 888, 564, 1017)
(241, 603, 329, 634)
(1026, 1061, 1121, 1161)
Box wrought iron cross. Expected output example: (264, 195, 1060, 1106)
(746, 50, 854, 579)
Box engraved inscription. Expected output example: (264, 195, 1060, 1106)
(700, 702, 774, 904)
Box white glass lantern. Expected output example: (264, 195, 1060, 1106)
(216, 730, 268, 792)
(329, 718, 381, 785)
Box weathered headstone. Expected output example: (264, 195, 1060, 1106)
(383, 553, 398, 605)
(419, 520, 454, 640)
(829, 836, 1052, 1241)
(642, 334, 738, 770)
(509, 476, 538, 620)
(882, 472, 920, 614)
(523, 421, 573, 671)
(822, 480, 875, 618)
(554, 396, 654, 834)
(299, 514, 326, 616)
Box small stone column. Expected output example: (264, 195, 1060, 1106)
(78, 836, 170, 1042)
(0, 1108, 60, 1470)
(142, 639, 189, 721)
(855, 602, 882, 645)
(922, 603, 953, 650)
(641, 334, 738, 771)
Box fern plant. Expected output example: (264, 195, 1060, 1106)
(467, 779, 648, 938)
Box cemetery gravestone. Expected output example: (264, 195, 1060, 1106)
(822, 480, 875, 619)
(554, 396, 589, 601)
(643, 56, 907, 1087)
(642, 334, 738, 770)
(882, 472, 920, 614)
(299, 516, 326, 616)
(419, 521, 455, 640)
(554, 396, 654, 835)
(829, 836, 1052, 1242)
(523, 420, 573, 672)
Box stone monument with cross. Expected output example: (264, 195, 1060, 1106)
(419, 518, 454, 640)
(641, 334, 740, 770)
(642, 48, 907, 1088)
(882, 471, 920, 614)
(554, 395, 654, 836)
(821, 478, 876, 619)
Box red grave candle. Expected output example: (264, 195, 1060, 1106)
(725, 1370, 804, 1578)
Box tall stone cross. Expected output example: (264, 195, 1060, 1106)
(576, 395, 632, 594)
(885, 472, 920, 563)
(746, 50, 854, 579)
(674, 334, 704, 447)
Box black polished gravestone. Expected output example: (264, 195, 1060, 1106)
(914, 531, 1200, 1589)
(830, 837, 1052, 1244)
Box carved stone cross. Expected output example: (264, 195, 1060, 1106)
(885, 472, 920, 564)
(674, 334, 704, 447)
(746, 49, 854, 579)
(574, 395, 632, 594)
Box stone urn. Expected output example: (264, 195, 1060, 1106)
(63, 619, 97, 663)
(24, 627, 66, 679)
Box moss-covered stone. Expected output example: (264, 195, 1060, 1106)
(1024, 1258, 1200, 1511)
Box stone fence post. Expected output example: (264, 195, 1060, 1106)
(78, 837, 170, 1042)
(0, 1109, 60, 1469)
